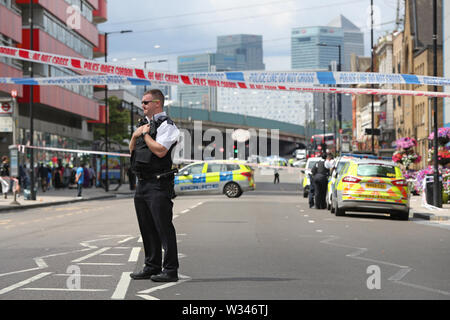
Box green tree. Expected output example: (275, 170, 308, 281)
(94, 96, 131, 146)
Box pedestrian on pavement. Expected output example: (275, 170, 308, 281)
(75, 163, 85, 197)
(89, 165, 96, 187)
(311, 153, 330, 209)
(63, 164, 72, 188)
(83, 165, 90, 188)
(0, 156, 10, 199)
(38, 163, 48, 192)
(274, 168, 280, 184)
(129, 89, 180, 283)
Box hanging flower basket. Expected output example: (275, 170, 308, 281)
(428, 127, 450, 145)
(392, 137, 421, 169)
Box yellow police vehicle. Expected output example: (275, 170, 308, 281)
(301, 157, 322, 198)
(326, 156, 354, 211)
(174, 160, 255, 198)
(331, 157, 410, 220)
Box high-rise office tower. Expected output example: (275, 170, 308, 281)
(177, 53, 245, 110)
(291, 15, 363, 71)
(217, 34, 265, 71)
(291, 15, 364, 122)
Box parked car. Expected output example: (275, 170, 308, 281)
(332, 159, 410, 220)
(174, 160, 255, 198)
(326, 156, 355, 211)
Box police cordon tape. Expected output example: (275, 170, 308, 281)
(2, 74, 450, 99)
(1, 45, 450, 98)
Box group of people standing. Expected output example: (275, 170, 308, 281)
(309, 153, 334, 209)
(37, 163, 95, 192)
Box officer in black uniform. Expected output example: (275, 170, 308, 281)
(311, 152, 330, 209)
(129, 89, 180, 282)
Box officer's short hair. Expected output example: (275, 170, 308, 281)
(143, 89, 164, 108)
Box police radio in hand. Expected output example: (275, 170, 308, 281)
(137, 117, 157, 138)
(137, 117, 148, 128)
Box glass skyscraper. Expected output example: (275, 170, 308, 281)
(291, 15, 364, 122)
(291, 15, 364, 72)
(217, 34, 265, 71)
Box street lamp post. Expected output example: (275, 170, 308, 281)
(432, 0, 442, 207)
(104, 29, 132, 192)
(29, 0, 36, 200)
(371, 0, 375, 154)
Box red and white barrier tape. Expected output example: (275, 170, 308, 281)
(1, 46, 450, 98)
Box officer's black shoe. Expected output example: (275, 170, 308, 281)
(150, 271, 178, 282)
(130, 268, 161, 280)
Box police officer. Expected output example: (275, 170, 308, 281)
(311, 152, 329, 209)
(129, 89, 180, 282)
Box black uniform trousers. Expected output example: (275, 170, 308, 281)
(313, 173, 328, 209)
(134, 177, 179, 274)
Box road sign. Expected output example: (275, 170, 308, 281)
(0, 102, 12, 114)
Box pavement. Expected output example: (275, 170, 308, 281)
(0, 175, 450, 222)
(0, 184, 135, 213)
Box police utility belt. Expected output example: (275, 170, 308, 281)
(135, 169, 178, 181)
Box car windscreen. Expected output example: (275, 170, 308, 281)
(356, 163, 397, 178)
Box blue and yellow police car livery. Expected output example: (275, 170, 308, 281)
(174, 160, 255, 198)
(332, 158, 410, 220)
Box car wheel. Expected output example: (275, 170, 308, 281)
(224, 182, 242, 198)
(335, 200, 345, 216)
(391, 210, 409, 221)
(303, 186, 309, 198)
(330, 197, 335, 213)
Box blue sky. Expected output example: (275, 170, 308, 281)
(99, 0, 400, 72)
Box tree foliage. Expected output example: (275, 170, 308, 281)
(93, 96, 131, 146)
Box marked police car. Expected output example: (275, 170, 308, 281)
(332, 158, 410, 220)
(174, 161, 255, 198)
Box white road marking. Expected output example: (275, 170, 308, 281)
(137, 274, 191, 297)
(316, 230, 323, 233)
(0, 272, 52, 295)
(72, 247, 111, 263)
(77, 263, 124, 266)
(115, 247, 131, 249)
(308, 220, 315, 223)
(181, 209, 190, 214)
(111, 272, 132, 300)
(101, 254, 124, 256)
(53, 274, 112, 278)
(118, 236, 135, 244)
(22, 288, 107, 292)
(394, 280, 450, 296)
(137, 236, 142, 243)
(388, 268, 413, 281)
(128, 247, 141, 262)
(136, 294, 160, 300)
